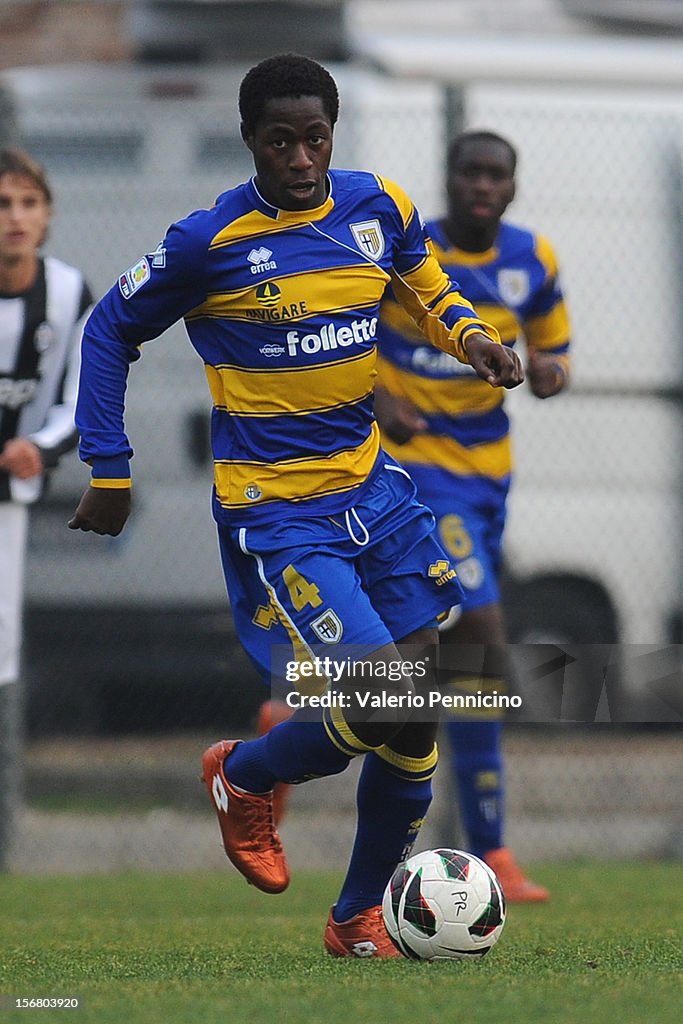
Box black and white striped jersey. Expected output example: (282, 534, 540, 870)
(0, 255, 93, 503)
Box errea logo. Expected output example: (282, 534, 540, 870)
(428, 559, 458, 586)
(247, 246, 277, 275)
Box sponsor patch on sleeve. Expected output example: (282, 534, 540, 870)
(147, 242, 167, 268)
(118, 256, 151, 299)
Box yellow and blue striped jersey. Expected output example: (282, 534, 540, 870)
(76, 170, 499, 524)
(377, 218, 571, 482)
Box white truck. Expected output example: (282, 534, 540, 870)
(348, 32, 683, 656)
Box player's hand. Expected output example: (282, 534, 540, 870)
(526, 348, 568, 399)
(374, 385, 428, 445)
(0, 437, 44, 479)
(68, 485, 131, 536)
(466, 333, 524, 389)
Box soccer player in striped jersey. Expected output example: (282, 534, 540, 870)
(0, 148, 93, 868)
(69, 57, 523, 956)
(376, 130, 571, 902)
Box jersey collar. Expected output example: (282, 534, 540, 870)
(249, 175, 335, 223)
(431, 219, 499, 265)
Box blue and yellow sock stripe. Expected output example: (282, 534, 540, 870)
(375, 742, 438, 782)
(323, 703, 380, 757)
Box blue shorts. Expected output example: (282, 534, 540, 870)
(406, 465, 510, 612)
(218, 456, 463, 681)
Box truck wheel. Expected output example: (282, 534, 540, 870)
(503, 573, 618, 645)
(502, 574, 620, 722)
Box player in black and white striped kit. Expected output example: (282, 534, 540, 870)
(0, 147, 92, 867)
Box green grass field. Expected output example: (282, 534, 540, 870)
(1, 863, 681, 1024)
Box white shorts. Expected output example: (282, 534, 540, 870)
(0, 503, 28, 686)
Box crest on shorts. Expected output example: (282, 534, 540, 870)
(350, 219, 385, 261)
(497, 268, 530, 306)
(310, 608, 344, 644)
(456, 556, 484, 591)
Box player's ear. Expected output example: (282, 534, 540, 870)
(501, 178, 516, 215)
(240, 123, 255, 152)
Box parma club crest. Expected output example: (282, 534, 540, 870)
(350, 219, 385, 261)
(496, 268, 530, 307)
(310, 608, 344, 644)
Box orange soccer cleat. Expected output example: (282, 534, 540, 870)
(201, 739, 290, 894)
(323, 905, 403, 959)
(483, 847, 550, 903)
(256, 700, 294, 826)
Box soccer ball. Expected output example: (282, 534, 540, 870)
(382, 848, 506, 960)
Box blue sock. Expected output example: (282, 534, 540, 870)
(446, 720, 504, 858)
(223, 734, 280, 793)
(225, 712, 374, 792)
(333, 747, 435, 923)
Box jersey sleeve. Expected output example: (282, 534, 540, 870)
(524, 234, 571, 374)
(76, 217, 209, 485)
(379, 177, 500, 361)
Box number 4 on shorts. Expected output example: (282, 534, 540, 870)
(282, 563, 323, 611)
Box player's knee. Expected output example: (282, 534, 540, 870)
(330, 643, 431, 747)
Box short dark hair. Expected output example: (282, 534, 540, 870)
(447, 131, 517, 174)
(0, 146, 52, 203)
(239, 53, 339, 133)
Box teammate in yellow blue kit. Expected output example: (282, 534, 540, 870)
(69, 58, 523, 956)
(375, 130, 570, 902)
